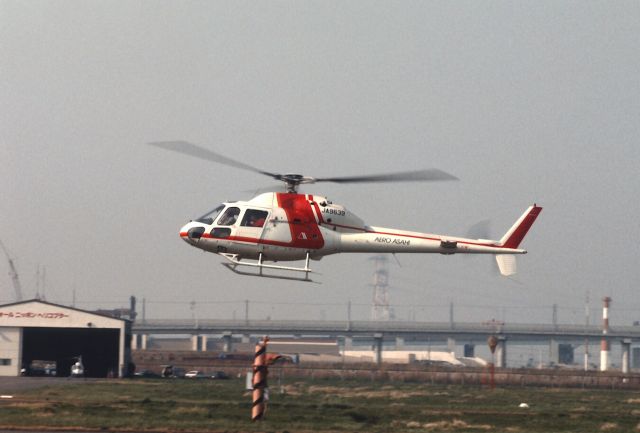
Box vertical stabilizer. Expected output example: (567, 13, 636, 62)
(499, 205, 543, 249)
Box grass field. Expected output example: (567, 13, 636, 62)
(1, 377, 640, 432)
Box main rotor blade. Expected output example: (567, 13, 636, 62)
(314, 169, 459, 184)
(148, 141, 278, 179)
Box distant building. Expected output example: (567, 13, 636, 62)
(0, 299, 132, 377)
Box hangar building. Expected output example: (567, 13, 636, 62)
(0, 299, 131, 377)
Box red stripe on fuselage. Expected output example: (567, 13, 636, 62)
(199, 233, 306, 248)
(276, 193, 325, 249)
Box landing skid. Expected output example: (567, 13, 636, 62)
(218, 252, 316, 282)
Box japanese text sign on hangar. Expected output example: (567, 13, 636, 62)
(0, 299, 126, 329)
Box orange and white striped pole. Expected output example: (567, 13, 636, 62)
(487, 336, 497, 389)
(600, 297, 611, 372)
(251, 336, 269, 421)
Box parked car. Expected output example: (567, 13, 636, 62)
(134, 370, 161, 379)
(159, 365, 186, 378)
(185, 370, 208, 379)
(210, 371, 229, 380)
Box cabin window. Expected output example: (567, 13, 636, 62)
(240, 209, 269, 228)
(211, 228, 231, 239)
(217, 207, 240, 226)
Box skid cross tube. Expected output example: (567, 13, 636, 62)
(218, 252, 314, 281)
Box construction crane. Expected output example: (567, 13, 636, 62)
(0, 240, 24, 302)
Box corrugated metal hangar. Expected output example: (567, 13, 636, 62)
(0, 299, 131, 377)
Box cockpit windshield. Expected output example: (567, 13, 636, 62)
(195, 205, 224, 225)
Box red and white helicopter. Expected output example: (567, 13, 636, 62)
(151, 141, 542, 281)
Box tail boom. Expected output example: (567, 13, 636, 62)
(334, 204, 541, 256)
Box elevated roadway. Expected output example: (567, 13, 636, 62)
(133, 319, 640, 341)
(132, 319, 639, 370)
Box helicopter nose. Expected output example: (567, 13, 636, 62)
(180, 223, 206, 243)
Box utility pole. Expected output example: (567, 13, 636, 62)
(35, 265, 47, 300)
(129, 296, 137, 321)
(449, 301, 454, 329)
(190, 300, 198, 328)
(42, 266, 46, 300)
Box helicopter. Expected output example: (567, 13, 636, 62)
(150, 141, 542, 281)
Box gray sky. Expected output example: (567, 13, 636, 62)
(2, 1, 639, 325)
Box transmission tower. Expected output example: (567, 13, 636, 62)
(370, 255, 393, 321)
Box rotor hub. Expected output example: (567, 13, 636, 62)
(279, 174, 316, 193)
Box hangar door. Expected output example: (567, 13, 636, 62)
(22, 327, 119, 378)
